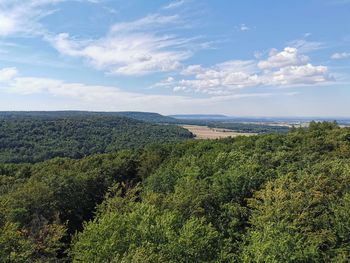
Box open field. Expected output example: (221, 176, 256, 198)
(182, 125, 256, 139)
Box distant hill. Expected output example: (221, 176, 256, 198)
(114, 111, 178, 123)
(0, 111, 178, 124)
(0, 112, 193, 163)
(0, 112, 291, 134)
(169, 114, 228, 120)
(168, 114, 290, 134)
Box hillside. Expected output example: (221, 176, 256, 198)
(170, 114, 228, 119)
(1, 122, 350, 262)
(115, 111, 179, 123)
(0, 112, 193, 163)
(0, 111, 178, 123)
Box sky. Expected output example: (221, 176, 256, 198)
(0, 0, 349, 116)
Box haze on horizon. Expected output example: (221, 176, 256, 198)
(0, 0, 349, 117)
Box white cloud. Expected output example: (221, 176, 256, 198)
(0, 67, 18, 82)
(258, 47, 309, 69)
(239, 24, 250, 31)
(181, 64, 205, 75)
(173, 86, 188, 92)
(110, 14, 179, 33)
(1, 72, 183, 107)
(0, 67, 274, 113)
(0, 1, 103, 37)
(163, 46, 333, 94)
(266, 64, 331, 86)
(331, 52, 350, 59)
(163, 0, 186, 10)
(0, 0, 64, 37)
(0, 14, 17, 36)
(288, 39, 324, 53)
(50, 14, 199, 75)
(153, 76, 176, 87)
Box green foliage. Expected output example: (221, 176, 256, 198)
(113, 111, 179, 123)
(242, 161, 350, 262)
(1, 122, 350, 262)
(71, 186, 220, 263)
(0, 143, 170, 261)
(0, 112, 193, 163)
(0, 222, 34, 263)
(69, 123, 350, 262)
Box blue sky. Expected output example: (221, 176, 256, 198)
(0, 0, 349, 116)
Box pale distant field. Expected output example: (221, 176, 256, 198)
(182, 125, 256, 139)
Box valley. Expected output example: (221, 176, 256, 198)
(182, 124, 255, 139)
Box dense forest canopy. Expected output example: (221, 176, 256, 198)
(0, 111, 291, 133)
(1, 121, 350, 262)
(0, 111, 293, 164)
(0, 112, 193, 163)
(114, 111, 179, 123)
(0, 111, 179, 124)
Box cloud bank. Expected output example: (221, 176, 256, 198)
(159, 46, 334, 95)
(331, 52, 350, 59)
(49, 14, 201, 75)
(0, 67, 277, 113)
(0, 0, 64, 36)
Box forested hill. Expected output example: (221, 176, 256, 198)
(114, 111, 178, 123)
(0, 112, 193, 163)
(0, 111, 178, 123)
(1, 122, 350, 262)
(0, 112, 290, 135)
